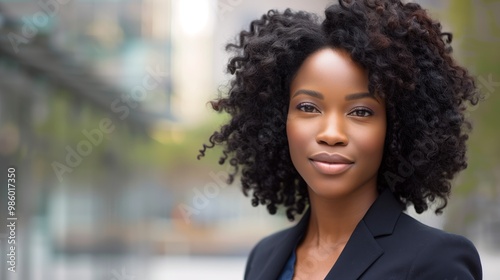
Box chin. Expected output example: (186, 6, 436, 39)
(305, 176, 378, 200)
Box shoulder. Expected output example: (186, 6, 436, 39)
(394, 213, 483, 279)
(244, 226, 295, 280)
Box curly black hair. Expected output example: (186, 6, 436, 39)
(198, 0, 479, 220)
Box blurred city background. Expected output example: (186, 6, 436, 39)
(0, 0, 498, 279)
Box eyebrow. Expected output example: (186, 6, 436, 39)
(292, 89, 324, 100)
(345, 92, 379, 102)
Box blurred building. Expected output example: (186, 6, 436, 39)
(0, 1, 174, 279)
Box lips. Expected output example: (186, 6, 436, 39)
(309, 153, 354, 175)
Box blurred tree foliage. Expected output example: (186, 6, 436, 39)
(33, 90, 228, 182)
(444, 0, 500, 194)
(439, 0, 500, 235)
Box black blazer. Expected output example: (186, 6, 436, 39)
(244, 190, 482, 280)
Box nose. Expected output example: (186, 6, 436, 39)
(316, 114, 348, 146)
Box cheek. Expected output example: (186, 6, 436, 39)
(286, 117, 310, 158)
(286, 119, 299, 150)
(352, 122, 386, 159)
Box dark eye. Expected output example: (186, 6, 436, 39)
(349, 108, 373, 117)
(297, 103, 319, 113)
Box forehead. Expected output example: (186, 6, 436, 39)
(291, 48, 368, 90)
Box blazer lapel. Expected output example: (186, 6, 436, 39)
(255, 210, 310, 280)
(325, 189, 403, 280)
(254, 190, 403, 280)
(324, 220, 383, 280)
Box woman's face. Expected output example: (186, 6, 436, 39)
(287, 48, 386, 200)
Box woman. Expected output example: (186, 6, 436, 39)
(199, 0, 482, 279)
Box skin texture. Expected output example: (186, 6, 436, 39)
(287, 48, 386, 279)
(287, 48, 386, 201)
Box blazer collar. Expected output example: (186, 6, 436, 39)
(325, 189, 404, 279)
(255, 209, 310, 280)
(255, 189, 403, 280)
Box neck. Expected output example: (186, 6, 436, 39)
(304, 186, 378, 247)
